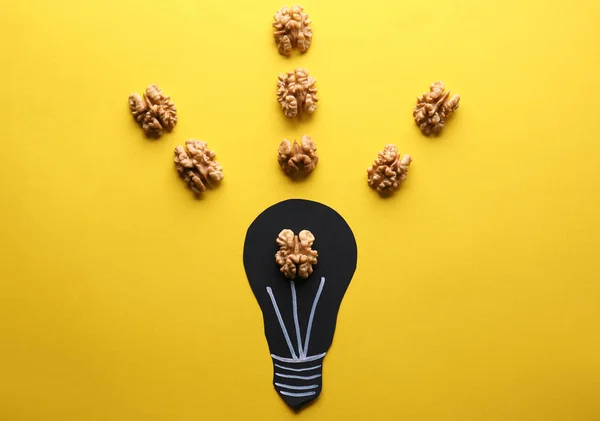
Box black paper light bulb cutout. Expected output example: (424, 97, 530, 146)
(243, 199, 358, 409)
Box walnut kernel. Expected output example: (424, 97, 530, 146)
(273, 5, 313, 56)
(275, 229, 318, 279)
(277, 68, 318, 118)
(128, 84, 177, 138)
(278, 135, 318, 176)
(174, 140, 224, 194)
(413, 81, 460, 135)
(367, 144, 412, 194)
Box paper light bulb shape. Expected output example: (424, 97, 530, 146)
(243, 199, 358, 409)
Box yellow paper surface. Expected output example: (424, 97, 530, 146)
(1, 0, 599, 419)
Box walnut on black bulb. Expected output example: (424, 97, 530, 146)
(244, 199, 358, 409)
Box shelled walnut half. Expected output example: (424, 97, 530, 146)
(275, 229, 318, 280)
(278, 136, 318, 176)
(128, 84, 177, 138)
(413, 81, 460, 135)
(276, 68, 318, 118)
(272, 5, 313, 56)
(174, 140, 224, 194)
(367, 144, 412, 194)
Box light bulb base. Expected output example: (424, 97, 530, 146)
(271, 353, 325, 409)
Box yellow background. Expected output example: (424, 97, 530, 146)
(1, 0, 599, 419)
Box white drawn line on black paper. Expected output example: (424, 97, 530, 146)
(290, 281, 304, 357)
(274, 363, 321, 372)
(266, 277, 326, 360)
(275, 383, 319, 390)
(275, 372, 322, 380)
(279, 391, 316, 397)
(271, 352, 326, 363)
(302, 277, 326, 358)
(267, 286, 298, 359)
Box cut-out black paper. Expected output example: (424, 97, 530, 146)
(243, 199, 358, 409)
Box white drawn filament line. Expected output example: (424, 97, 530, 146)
(302, 277, 326, 358)
(267, 277, 326, 360)
(290, 281, 304, 357)
(266, 287, 298, 359)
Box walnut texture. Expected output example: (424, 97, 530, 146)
(413, 81, 460, 135)
(275, 229, 318, 280)
(128, 84, 178, 138)
(174, 140, 224, 194)
(129, 93, 162, 137)
(277, 68, 318, 118)
(278, 135, 318, 176)
(367, 144, 412, 194)
(273, 5, 313, 56)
